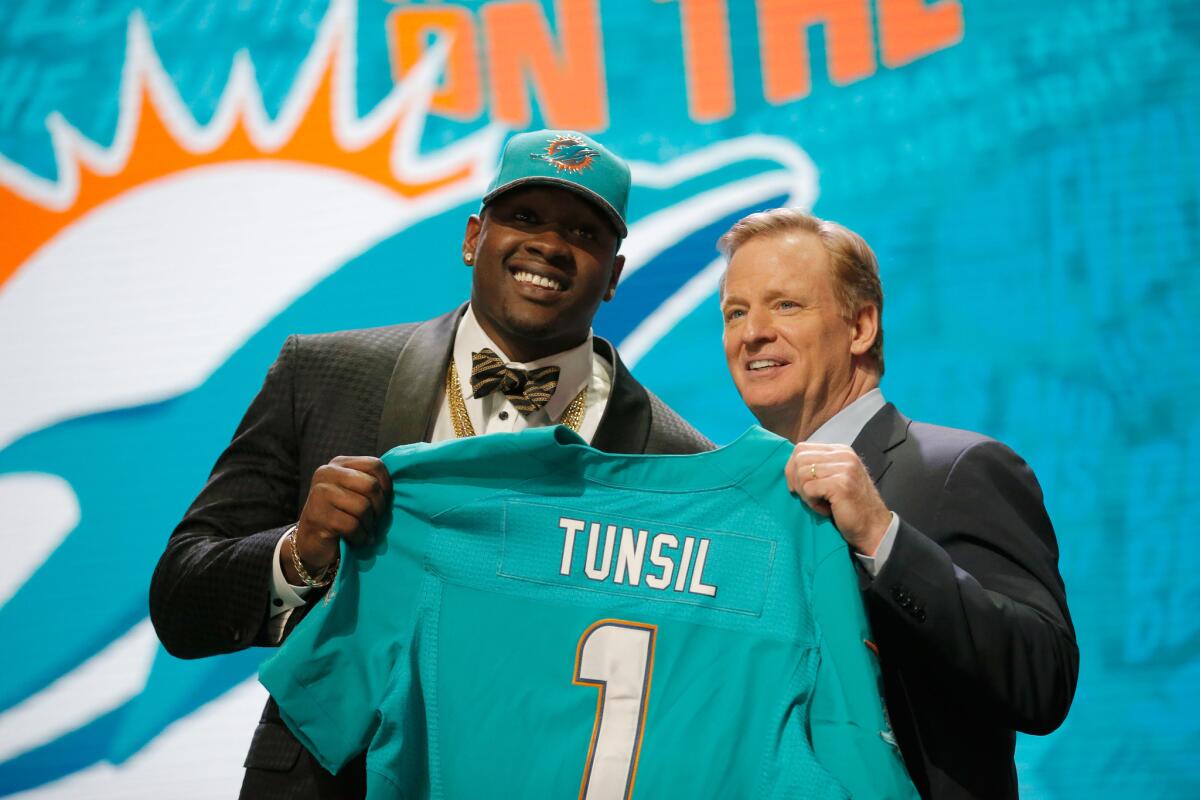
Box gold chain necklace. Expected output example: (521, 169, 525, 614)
(446, 361, 587, 438)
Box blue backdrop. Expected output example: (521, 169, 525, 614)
(0, 0, 1196, 796)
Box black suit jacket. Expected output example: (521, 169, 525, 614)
(148, 306, 713, 800)
(851, 404, 1078, 800)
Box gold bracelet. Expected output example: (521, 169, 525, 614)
(287, 525, 338, 588)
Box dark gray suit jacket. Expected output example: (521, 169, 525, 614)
(852, 404, 1078, 800)
(148, 306, 713, 799)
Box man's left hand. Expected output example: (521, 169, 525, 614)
(786, 443, 892, 556)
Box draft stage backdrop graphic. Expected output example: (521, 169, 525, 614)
(0, 0, 1196, 797)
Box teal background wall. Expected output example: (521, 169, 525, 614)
(0, 0, 1196, 795)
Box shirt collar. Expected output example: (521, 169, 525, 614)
(454, 305, 594, 421)
(806, 388, 887, 445)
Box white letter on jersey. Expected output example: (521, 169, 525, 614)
(574, 620, 657, 800)
(614, 528, 648, 586)
(688, 538, 718, 597)
(673, 537, 695, 592)
(560, 517, 587, 576)
(585, 523, 617, 581)
(644, 533, 677, 590)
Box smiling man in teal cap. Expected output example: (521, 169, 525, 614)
(148, 129, 711, 800)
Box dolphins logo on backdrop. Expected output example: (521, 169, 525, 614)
(0, 1, 817, 795)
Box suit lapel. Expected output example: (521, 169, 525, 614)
(376, 305, 466, 453)
(589, 337, 651, 454)
(851, 403, 910, 486)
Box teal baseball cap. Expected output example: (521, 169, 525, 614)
(482, 129, 630, 238)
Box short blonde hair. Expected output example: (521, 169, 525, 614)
(718, 208, 884, 373)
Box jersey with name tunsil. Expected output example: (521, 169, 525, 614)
(260, 426, 917, 800)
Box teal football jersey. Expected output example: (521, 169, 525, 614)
(260, 426, 917, 799)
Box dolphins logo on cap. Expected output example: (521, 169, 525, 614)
(530, 134, 599, 173)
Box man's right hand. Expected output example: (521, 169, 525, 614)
(282, 455, 392, 585)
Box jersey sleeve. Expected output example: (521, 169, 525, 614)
(809, 526, 920, 799)
(258, 494, 431, 775)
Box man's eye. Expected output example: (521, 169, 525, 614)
(777, 300, 798, 310)
(512, 210, 534, 223)
(574, 226, 596, 241)
(724, 309, 744, 321)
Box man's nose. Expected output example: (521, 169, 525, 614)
(524, 226, 572, 263)
(742, 308, 777, 344)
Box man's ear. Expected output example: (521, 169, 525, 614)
(462, 215, 482, 264)
(849, 303, 880, 356)
(604, 254, 626, 302)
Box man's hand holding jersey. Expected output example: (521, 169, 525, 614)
(281, 456, 392, 585)
(786, 442, 891, 558)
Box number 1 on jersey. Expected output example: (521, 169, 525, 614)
(574, 620, 657, 800)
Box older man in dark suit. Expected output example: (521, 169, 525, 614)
(718, 208, 1078, 799)
(149, 130, 711, 799)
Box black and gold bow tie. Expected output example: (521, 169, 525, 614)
(469, 348, 560, 415)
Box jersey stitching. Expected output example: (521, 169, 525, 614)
(578, 436, 787, 493)
(425, 468, 561, 522)
(423, 577, 445, 797)
(578, 475, 734, 493)
(367, 768, 404, 793)
(491, 570, 766, 617)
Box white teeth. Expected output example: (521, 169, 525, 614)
(514, 270, 562, 291)
(748, 360, 783, 370)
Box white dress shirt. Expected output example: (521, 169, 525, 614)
(805, 388, 899, 576)
(266, 306, 614, 637)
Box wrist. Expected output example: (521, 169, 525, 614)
(279, 529, 303, 586)
(855, 510, 892, 557)
(285, 525, 339, 588)
(294, 521, 339, 568)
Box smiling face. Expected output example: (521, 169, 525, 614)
(721, 231, 878, 441)
(463, 185, 624, 362)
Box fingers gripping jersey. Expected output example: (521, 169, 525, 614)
(260, 426, 917, 799)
